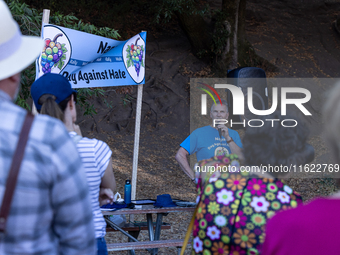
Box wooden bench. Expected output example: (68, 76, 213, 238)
(106, 221, 171, 241)
(106, 221, 186, 254)
(106, 222, 171, 233)
(106, 239, 184, 254)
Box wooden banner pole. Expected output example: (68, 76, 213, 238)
(131, 31, 146, 202)
(32, 9, 50, 115)
(131, 83, 143, 201)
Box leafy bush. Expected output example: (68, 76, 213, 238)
(153, 0, 209, 24)
(5, 0, 120, 115)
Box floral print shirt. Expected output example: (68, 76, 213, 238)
(192, 155, 302, 255)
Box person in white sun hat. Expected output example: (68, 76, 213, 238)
(0, 1, 96, 254)
(0, 2, 43, 80)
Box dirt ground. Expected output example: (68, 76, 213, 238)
(72, 0, 340, 254)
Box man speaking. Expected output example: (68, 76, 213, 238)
(175, 99, 243, 181)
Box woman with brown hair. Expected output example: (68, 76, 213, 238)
(31, 73, 116, 255)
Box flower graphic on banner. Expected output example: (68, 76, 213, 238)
(251, 213, 266, 226)
(226, 174, 246, 191)
(277, 191, 290, 203)
(199, 219, 208, 229)
(250, 196, 270, 212)
(207, 226, 221, 240)
(216, 189, 234, 206)
(196, 202, 206, 220)
(233, 229, 256, 249)
(214, 215, 227, 227)
(247, 179, 266, 196)
(193, 236, 203, 253)
(198, 230, 206, 239)
(211, 242, 229, 254)
(267, 183, 278, 193)
(271, 201, 281, 210)
(208, 202, 220, 215)
(283, 185, 293, 194)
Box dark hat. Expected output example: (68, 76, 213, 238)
(154, 194, 177, 208)
(31, 73, 77, 111)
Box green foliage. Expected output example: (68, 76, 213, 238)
(5, 0, 120, 115)
(122, 94, 133, 107)
(18, 63, 36, 110)
(18, 0, 118, 30)
(153, 0, 231, 61)
(153, 0, 209, 24)
(77, 88, 105, 116)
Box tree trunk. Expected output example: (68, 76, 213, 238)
(175, 0, 253, 71)
(175, 10, 212, 60)
(237, 0, 254, 67)
(238, 0, 247, 44)
(221, 0, 247, 70)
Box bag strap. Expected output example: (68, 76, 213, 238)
(180, 206, 198, 255)
(0, 112, 34, 233)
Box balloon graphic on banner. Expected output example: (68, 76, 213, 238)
(38, 25, 71, 76)
(123, 34, 145, 84)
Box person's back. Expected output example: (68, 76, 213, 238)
(69, 132, 113, 239)
(0, 1, 96, 253)
(262, 197, 340, 255)
(0, 97, 96, 254)
(262, 82, 340, 255)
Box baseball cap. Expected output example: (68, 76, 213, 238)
(31, 73, 77, 111)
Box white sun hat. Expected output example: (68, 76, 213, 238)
(0, 0, 43, 80)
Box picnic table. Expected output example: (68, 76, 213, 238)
(102, 204, 195, 255)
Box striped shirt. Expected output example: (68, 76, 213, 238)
(69, 132, 112, 238)
(0, 90, 96, 254)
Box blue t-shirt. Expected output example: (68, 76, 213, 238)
(180, 126, 243, 162)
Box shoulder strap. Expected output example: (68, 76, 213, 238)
(0, 112, 34, 233)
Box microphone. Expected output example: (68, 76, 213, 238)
(218, 128, 222, 139)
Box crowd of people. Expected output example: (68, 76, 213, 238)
(1, 0, 340, 254)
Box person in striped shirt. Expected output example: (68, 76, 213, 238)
(31, 73, 117, 255)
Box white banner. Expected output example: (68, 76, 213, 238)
(36, 24, 147, 88)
